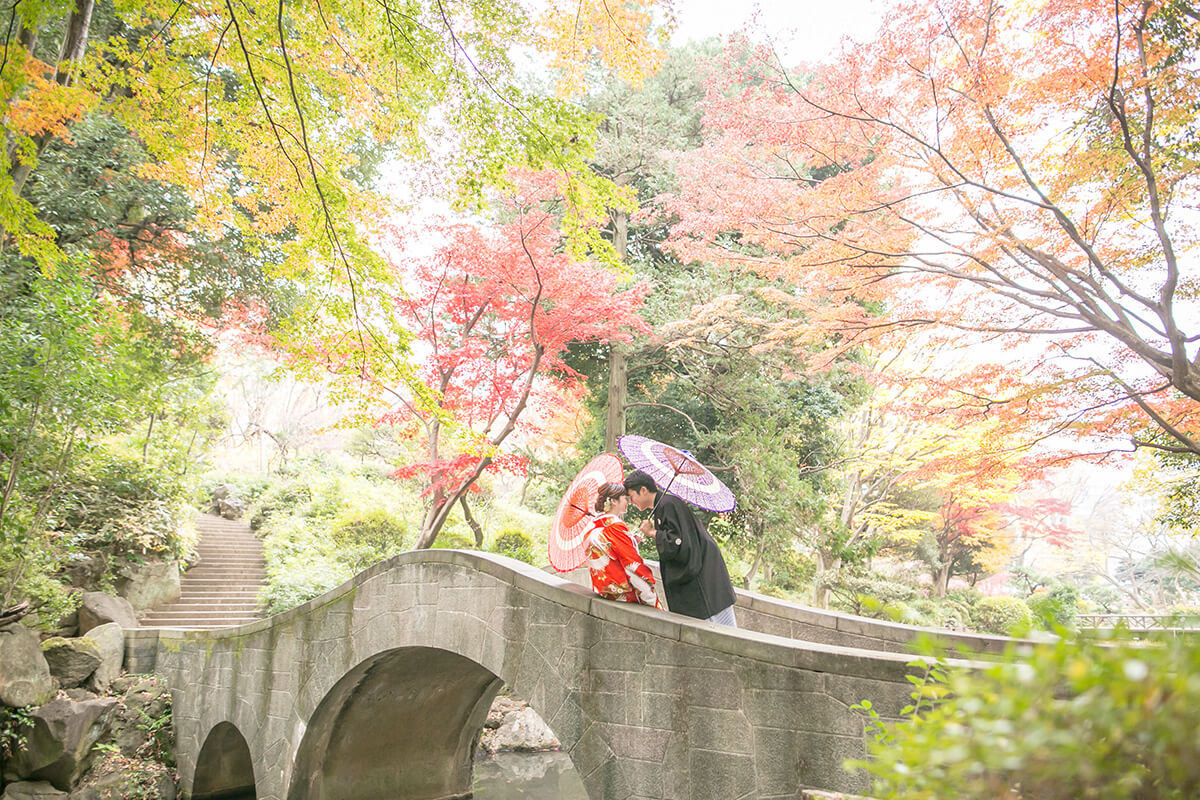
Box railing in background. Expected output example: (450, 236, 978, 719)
(1078, 613, 1200, 630)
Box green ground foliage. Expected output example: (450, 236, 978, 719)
(1027, 584, 1081, 629)
(241, 457, 552, 614)
(249, 460, 419, 614)
(853, 631, 1200, 799)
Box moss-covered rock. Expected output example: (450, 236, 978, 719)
(40, 639, 101, 690)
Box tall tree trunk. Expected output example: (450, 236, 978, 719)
(0, 396, 42, 530)
(179, 429, 198, 475)
(742, 524, 767, 589)
(933, 562, 951, 598)
(142, 413, 156, 463)
(605, 345, 627, 452)
(603, 206, 629, 453)
(814, 549, 841, 609)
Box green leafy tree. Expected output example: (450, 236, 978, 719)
(0, 259, 205, 619)
(581, 41, 719, 450)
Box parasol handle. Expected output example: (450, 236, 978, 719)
(650, 471, 680, 517)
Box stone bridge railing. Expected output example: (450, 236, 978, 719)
(126, 550, 997, 800)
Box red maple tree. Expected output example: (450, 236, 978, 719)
(369, 171, 649, 548)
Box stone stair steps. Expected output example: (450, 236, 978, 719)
(182, 564, 266, 573)
(141, 614, 262, 621)
(139, 620, 262, 629)
(139, 512, 267, 630)
(170, 589, 261, 598)
(192, 554, 265, 561)
(159, 601, 260, 610)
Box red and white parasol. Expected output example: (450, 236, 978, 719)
(548, 453, 624, 572)
(617, 434, 736, 513)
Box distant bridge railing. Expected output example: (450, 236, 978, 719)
(1077, 613, 1200, 631)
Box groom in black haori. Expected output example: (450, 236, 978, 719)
(623, 469, 738, 627)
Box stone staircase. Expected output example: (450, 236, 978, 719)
(139, 513, 266, 629)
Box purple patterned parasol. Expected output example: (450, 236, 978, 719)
(617, 434, 736, 513)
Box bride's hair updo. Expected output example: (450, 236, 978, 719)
(594, 482, 628, 513)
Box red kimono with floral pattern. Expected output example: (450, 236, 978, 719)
(586, 514, 660, 608)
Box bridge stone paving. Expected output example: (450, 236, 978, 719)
(129, 549, 973, 800)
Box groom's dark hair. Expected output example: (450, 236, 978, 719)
(623, 469, 657, 494)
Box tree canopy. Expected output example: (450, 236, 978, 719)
(664, 0, 1200, 459)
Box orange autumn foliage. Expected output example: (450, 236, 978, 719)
(664, 0, 1200, 459)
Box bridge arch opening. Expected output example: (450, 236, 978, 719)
(193, 721, 257, 799)
(287, 645, 505, 800)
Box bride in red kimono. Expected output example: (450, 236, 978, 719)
(586, 482, 661, 608)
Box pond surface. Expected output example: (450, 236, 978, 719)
(205, 751, 585, 799)
(473, 751, 589, 799)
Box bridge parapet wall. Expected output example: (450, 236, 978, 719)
(555, 561, 1021, 655)
(145, 550, 951, 800)
(732, 591, 1020, 656)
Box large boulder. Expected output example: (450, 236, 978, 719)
(40, 639, 101, 690)
(5, 697, 119, 791)
(482, 705, 558, 753)
(210, 485, 246, 520)
(59, 554, 105, 594)
(0, 624, 56, 708)
(76, 594, 136, 635)
(115, 560, 180, 612)
(81, 625, 123, 693)
(1, 782, 68, 800)
(217, 497, 246, 520)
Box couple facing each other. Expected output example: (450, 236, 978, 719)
(585, 469, 738, 628)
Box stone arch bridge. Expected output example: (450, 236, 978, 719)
(127, 550, 1010, 800)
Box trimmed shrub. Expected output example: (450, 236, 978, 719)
(945, 586, 982, 611)
(491, 527, 536, 566)
(329, 509, 409, 572)
(941, 587, 982, 629)
(972, 595, 1033, 635)
(434, 532, 476, 550)
(908, 598, 944, 627)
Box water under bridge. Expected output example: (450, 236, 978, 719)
(125, 549, 1015, 800)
